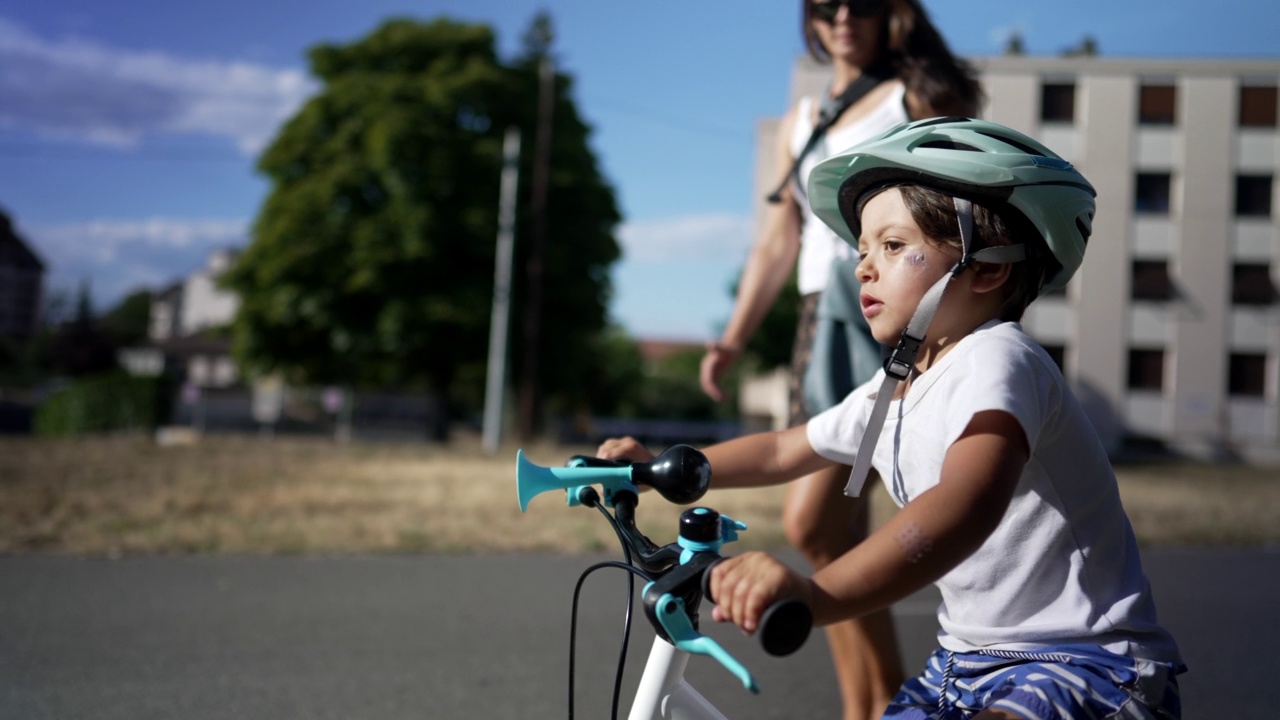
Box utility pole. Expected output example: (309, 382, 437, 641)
(482, 127, 522, 454)
(518, 56, 554, 443)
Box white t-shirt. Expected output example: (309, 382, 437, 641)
(793, 82, 909, 296)
(807, 321, 1182, 662)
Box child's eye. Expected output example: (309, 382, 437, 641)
(884, 240, 904, 253)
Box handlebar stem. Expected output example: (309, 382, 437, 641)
(641, 551, 719, 637)
(612, 495, 682, 575)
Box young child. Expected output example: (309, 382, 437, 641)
(597, 117, 1184, 719)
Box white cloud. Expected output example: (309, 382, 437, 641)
(611, 213, 755, 339)
(32, 217, 247, 261)
(0, 16, 315, 153)
(617, 213, 753, 264)
(20, 216, 248, 307)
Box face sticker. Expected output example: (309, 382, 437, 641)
(895, 521, 933, 563)
(906, 252, 928, 269)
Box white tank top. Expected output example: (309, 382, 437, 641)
(791, 81, 909, 295)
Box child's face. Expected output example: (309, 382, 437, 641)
(855, 187, 963, 345)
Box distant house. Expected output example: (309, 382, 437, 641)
(635, 339, 703, 369)
(0, 209, 45, 340)
(148, 248, 240, 342)
(118, 248, 241, 388)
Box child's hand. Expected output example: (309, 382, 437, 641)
(709, 552, 813, 634)
(595, 436, 654, 463)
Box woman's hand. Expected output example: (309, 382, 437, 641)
(709, 551, 814, 634)
(699, 343, 741, 402)
(595, 436, 654, 463)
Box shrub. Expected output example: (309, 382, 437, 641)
(34, 372, 172, 436)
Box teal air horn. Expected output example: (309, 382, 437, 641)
(516, 444, 712, 511)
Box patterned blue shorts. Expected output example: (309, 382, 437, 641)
(883, 644, 1183, 719)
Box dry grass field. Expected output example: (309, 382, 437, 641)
(1, 432, 1277, 556)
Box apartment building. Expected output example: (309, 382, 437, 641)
(0, 209, 44, 340)
(758, 55, 1280, 462)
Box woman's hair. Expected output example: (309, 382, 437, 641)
(896, 185, 1060, 321)
(802, 0, 983, 117)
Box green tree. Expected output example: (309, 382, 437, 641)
(1003, 32, 1026, 56)
(223, 16, 621, 435)
(582, 325, 645, 417)
(1062, 35, 1099, 57)
(101, 288, 152, 346)
(632, 348, 739, 421)
(0, 289, 66, 386)
(732, 272, 801, 370)
(47, 281, 116, 378)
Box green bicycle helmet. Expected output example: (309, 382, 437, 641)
(807, 116, 1097, 294)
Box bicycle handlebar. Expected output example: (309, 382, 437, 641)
(516, 445, 812, 694)
(699, 557, 813, 658)
(516, 444, 711, 511)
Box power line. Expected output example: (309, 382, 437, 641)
(581, 94, 754, 145)
(0, 142, 251, 163)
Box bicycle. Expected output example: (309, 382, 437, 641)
(516, 444, 813, 720)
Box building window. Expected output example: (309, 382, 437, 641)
(1041, 83, 1076, 123)
(1232, 263, 1277, 306)
(1134, 173, 1172, 214)
(1127, 349, 1165, 391)
(1228, 353, 1267, 397)
(1138, 84, 1176, 125)
(1132, 261, 1175, 301)
(1235, 175, 1273, 217)
(1239, 85, 1278, 128)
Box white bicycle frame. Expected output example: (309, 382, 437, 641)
(628, 636, 728, 720)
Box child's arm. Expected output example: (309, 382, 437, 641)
(596, 425, 832, 490)
(702, 424, 831, 489)
(710, 409, 1029, 631)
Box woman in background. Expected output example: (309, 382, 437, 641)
(696, 2, 981, 717)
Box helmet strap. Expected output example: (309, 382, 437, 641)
(842, 197, 1024, 497)
(844, 265, 952, 496)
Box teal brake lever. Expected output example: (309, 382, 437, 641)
(652, 592, 759, 694)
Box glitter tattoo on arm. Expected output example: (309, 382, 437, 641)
(895, 521, 934, 563)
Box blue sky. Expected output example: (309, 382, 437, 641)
(1, 1, 1276, 341)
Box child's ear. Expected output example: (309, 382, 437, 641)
(969, 261, 1011, 295)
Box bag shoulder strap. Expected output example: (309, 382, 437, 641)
(766, 70, 887, 205)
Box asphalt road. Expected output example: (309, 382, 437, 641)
(2, 547, 1277, 719)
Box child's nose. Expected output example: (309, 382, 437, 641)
(856, 255, 874, 282)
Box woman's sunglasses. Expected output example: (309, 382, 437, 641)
(810, 0, 889, 23)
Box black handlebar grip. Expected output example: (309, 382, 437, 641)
(757, 599, 812, 657)
(701, 556, 724, 601)
(701, 557, 812, 657)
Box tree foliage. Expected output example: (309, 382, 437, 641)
(46, 281, 116, 378)
(224, 16, 621, 425)
(738, 272, 801, 371)
(101, 288, 152, 346)
(581, 326, 646, 417)
(633, 349, 738, 421)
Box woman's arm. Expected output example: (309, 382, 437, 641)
(700, 105, 805, 401)
(710, 409, 1029, 630)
